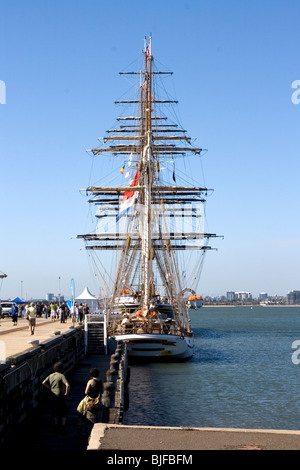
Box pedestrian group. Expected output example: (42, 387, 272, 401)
(42, 361, 103, 436)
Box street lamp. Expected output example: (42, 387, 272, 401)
(58, 276, 61, 306)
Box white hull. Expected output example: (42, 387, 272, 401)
(114, 332, 194, 360)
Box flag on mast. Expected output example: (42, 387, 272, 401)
(147, 36, 152, 57)
(117, 170, 139, 221)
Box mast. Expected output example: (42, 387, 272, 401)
(141, 35, 153, 310)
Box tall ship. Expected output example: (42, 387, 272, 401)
(77, 37, 218, 360)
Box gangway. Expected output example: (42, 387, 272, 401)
(84, 313, 107, 355)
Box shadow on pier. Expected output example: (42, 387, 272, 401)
(5, 354, 111, 452)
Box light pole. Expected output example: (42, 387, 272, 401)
(58, 276, 61, 306)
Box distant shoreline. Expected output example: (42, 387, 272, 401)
(202, 304, 300, 308)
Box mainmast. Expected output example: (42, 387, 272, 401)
(141, 35, 153, 310)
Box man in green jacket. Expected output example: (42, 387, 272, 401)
(42, 361, 70, 432)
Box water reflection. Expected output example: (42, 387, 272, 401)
(123, 307, 300, 430)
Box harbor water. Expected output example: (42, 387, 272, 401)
(123, 306, 300, 430)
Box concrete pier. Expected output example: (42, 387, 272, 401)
(1, 317, 300, 451)
(0, 316, 125, 451)
(88, 423, 300, 451)
(5, 353, 112, 451)
(0, 316, 76, 356)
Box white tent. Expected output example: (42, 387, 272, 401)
(76, 286, 98, 311)
(76, 286, 97, 300)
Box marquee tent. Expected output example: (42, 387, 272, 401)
(75, 287, 98, 311)
(75, 287, 97, 301)
(10, 296, 25, 304)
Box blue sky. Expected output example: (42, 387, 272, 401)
(0, 0, 300, 300)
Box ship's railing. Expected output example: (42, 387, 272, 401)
(114, 318, 189, 337)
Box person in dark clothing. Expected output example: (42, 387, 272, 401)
(12, 304, 18, 325)
(77, 367, 102, 431)
(83, 303, 90, 317)
(60, 302, 67, 323)
(42, 361, 70, 432)
(78, 303, 83, 323)
(36, 303, 43, 317)
(85, 368, 102, 399)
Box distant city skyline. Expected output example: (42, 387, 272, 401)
(1, 287, 298, 303)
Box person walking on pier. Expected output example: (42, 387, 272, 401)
(12, 304, 18, 325)
(60, 301, 67, 323)
(42, 361, 70, 433)
(78, 303, 83, 323)
(27, 302, 36, 335)
(50, 302, 57, 321)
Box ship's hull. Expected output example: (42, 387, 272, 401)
(114, 332, 194, 361)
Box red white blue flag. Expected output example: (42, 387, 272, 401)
(117, 170, 139, 221)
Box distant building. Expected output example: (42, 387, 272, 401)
(226, 291, 253, 301)
(287, 290, 300, 305)
(235, 291, 252, 300)
(46, 293, 65, 303)
(259, 292, 268, 299)
(227, 291, 236, 301)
